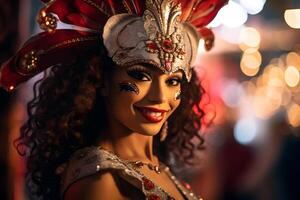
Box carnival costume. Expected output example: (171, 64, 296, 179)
(0, 0, 227, 199)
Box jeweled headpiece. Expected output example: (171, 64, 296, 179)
(0, 0, 228, 91)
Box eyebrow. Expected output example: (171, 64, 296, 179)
(127, 63, 184, 77)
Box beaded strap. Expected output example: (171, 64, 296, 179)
(60, 146, 202, 200)
(60, 146, 170, 199)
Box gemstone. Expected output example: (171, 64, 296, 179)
(148, 194, 161, 200)
(147, 42, 158, 50)
(165, 61, 172, 71)
(183, 182, 191, 190)
(142, 177, 155, 190)
(162, 39, 173, 50)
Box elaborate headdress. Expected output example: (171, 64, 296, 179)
(0, 0, 228, 91)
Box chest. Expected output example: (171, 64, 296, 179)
(138, 168, 185, 200)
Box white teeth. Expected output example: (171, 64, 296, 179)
(154, 113, 161, 117)
(143, 110, 162, 117)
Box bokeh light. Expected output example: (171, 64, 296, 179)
(284, 65, 300, 87)
(240, 48, 262, 76)
(286, 52, 300, 69)
(287, 103, 300, 127)
(218, 0, 248, 28)
(239, 27, 261, 50)
(239, 0, 266, 15)
(284, 9, 300, 29)
(253, 86, 282, 119)
(234, 118, 257, 145)
(221, 80, 244, 107)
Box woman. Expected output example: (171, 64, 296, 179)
(0, 0, 227, 199)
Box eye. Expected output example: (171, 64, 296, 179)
(126, 68, 152, 81)
(166, 77, 182, 86)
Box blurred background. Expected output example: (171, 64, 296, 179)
(0, 0, 300, 200)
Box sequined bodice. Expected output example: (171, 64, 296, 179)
(60, 146, 202, 200)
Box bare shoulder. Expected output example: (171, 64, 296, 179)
(64, 170, 127, 200)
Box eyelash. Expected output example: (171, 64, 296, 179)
(126, 66, 151, 81)
(166, 77, 182, 86)
(126, 65, 182, 86)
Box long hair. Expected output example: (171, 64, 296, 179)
(15, 46, 205, 199)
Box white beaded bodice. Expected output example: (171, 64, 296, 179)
(60, 146, 202, 200)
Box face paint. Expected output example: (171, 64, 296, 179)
(174, 90, 181, 100)
(118, 81, 139, 95)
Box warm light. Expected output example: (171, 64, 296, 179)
(284, 65, 300, 87)
(253, 86, 282, 119)
(239, 27, 261, 50)
(286, 52, 300, 69)
(218, 26, 244, 44)
(281, 89, 292, 106)
(239, 0, 266, 15)
(41, 10, 47, 17)
(9, 86, 14, 90)
(284, 9, 300, 29)
(219, 0, 248, 28)
(287, 103, 300, 127)
(242, 81, 256, 95)
(267, 66, 284, 79)
(240, 49, 261, 76)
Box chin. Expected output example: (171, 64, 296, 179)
(134, 123, 163, 136)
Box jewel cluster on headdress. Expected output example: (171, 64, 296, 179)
(37, 9, 58, 32)
(144, 0, 186, 72)
(18, 51, 38, 75)
(145, 31, 186, 72)
(0, 0, 228, 92)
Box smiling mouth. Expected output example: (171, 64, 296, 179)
(135, 106, 168, 123)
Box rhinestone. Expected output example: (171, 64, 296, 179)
(147, 42, 158, 50)
(183, 181, 192, 190)
(148, 194, 161, 200)
(142, 177, 155, 190)
(165, 61, 172, 71)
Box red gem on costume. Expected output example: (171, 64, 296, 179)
(165, 61, 172, 71)
(183, 181, 191, 190)
(148, 194, 161, 200)
(162, 39, 173, 51)
(142, 177, 155, 190)
(147, 42, 158, 50)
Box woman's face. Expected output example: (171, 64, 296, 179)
(105, 63, 183, 136)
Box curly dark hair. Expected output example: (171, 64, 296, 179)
(15, 45, 205, 199)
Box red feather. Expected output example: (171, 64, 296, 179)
(1, 0, 228, 91)
(179, 0, 228, 27)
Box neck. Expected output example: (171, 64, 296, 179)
(97, 112, 158, 164)
(101, 132, 157, 163)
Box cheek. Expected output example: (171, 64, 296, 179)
(107, 78, 152, 131)
(166, 97, 181, 119)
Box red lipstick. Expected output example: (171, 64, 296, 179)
(135, 106, 167, 123)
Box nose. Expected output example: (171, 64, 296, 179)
(147, 78, 167, 104)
